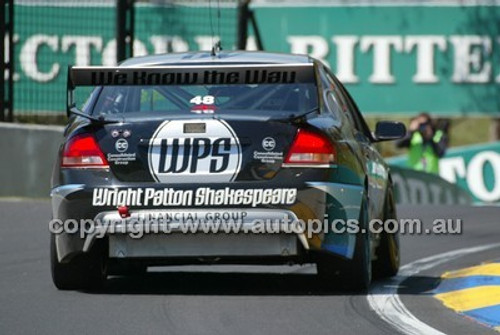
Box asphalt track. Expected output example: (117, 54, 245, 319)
(0, 199, 499, 334)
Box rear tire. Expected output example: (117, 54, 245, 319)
(316, 193, 372, 292)
(373, 185, 400, 279)
(50, 234, 107, 290)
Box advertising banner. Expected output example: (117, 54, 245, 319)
(389, 141, 500, 203)
(10, 3, 500, 115)
(253, 5, 500, 115)
(390, 165, 472, 205)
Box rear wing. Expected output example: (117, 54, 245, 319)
(68, 63, 315, 88)
(66, 63, 315, 115)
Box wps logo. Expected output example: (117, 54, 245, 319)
(158, 138, 231, 173)
(148, 120, 241, 183)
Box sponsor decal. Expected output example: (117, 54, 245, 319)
(115, 138, 128, 153)
(108, 138, 136, 165)
(262, 137, 276, 151)
(139, 210, 249, 223)
(92, 187, 298, 208)
(148, 119, 242, 183)
(84, 69, 301, 86)
(190, 105, 215, 114)
(107, 153, 137, 165)
(253, 151, 284, 164)
(254, 136, 283, 163)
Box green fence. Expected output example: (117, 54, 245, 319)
(14, 2, 115, 114)
(13, 1, 238, 116)
(11, 2, 500, 116)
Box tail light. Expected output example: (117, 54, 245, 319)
(283, 129, 336, 167)
(62, 133, 109, 168)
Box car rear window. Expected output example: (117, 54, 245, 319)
(91, 83, 318, 119)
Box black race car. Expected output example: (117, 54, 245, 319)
(50, 51, 406, 291)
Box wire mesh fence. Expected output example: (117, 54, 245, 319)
(135, 1, 238, 54)
(14, 1, 115, 120)
(12, 0, 240, 122)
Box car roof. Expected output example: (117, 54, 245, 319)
(120, 51, 314, 67)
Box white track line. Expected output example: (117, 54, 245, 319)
(367, 243, 500, 335)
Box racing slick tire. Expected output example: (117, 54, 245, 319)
(50, 234, 107, 290)
(316, 193, 372, 292)
(372, 184, 400, 279)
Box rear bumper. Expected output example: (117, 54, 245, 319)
(51, 182, 364, 263)
(109, 232, 298, 259)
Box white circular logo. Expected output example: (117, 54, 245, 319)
(123, 129, 132, 138)
(115, 138, 128, 152)
(148, 120, 242, 183)
(262, 137, 276, 151)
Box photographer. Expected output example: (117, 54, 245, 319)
(396, 113, 448, 174)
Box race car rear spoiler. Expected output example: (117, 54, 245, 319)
(66, 63, 316, 116)
(67, 63, 315, 89)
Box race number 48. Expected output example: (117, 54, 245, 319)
(190, 95, 215, 105)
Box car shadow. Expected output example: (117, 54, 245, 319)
(84, 269, 442, 297)
(398, 275, 442, 296)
